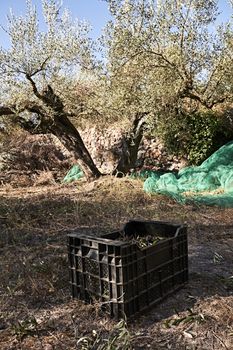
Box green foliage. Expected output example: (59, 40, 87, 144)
(164, 308, 207, 328)
(101, 0, 233, 124)
(12, 317, 38, 340)
(157, 111, 230, 165)
(218, 275, 233, 291)
(76, 319, 132, 350)
(0, 0, 94, 117)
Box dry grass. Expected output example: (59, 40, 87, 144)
(0, 176, 233, 349)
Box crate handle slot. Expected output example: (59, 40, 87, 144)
(86, 248, 98, 260)
(174, 226, 186, 237)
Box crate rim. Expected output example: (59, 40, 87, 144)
(67, 220, 187, 251)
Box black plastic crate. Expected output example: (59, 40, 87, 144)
(67, 220, 188, 319)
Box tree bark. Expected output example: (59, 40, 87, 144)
(20, 113, 101, 179)
(113, 112, 148, 176)
(50, 114, 101, 179)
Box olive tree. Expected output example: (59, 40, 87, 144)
(1, 0, 233, 177)
(0, 0, 101, 179)
(103, 0, 233, 108)
(99, 0, 233, 171)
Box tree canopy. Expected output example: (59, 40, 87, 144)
(97, 0, 233, 164)
(0, 0, 95, 116)
(101, 0, 233, 117)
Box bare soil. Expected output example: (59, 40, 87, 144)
(0, 177, 232, 349)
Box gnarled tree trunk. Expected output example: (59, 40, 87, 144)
(113, 112, 148, 176)
(50, 114, 101, 179)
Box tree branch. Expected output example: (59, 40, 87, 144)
(25, 74, 43, 100)
(179, 88, 230, 109)
(0, 106, 16, 116)
(112, 49, 184, 80)
(30, 56, 51, 77)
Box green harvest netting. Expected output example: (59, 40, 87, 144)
(143, 141, 233, 207)
(63, 165, 84, 183)
(63, 142, 233, 207)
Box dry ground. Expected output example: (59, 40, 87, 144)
(0, 177, 232, 349)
